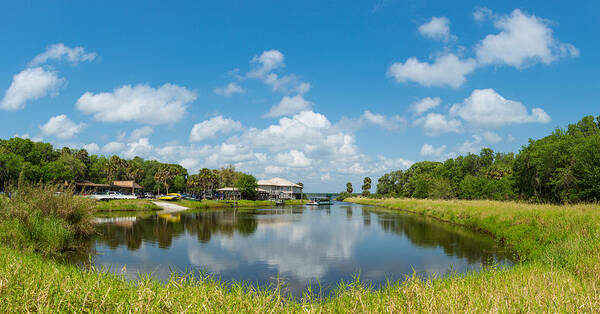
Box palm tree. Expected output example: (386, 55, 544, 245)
(154, 165, 177, 194)
(187, 174, 201, 196)
(105, 155, 126, 183)
(125, 160, 144, 194)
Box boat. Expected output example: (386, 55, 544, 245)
(306, 197, 333, 205)
(158, 193, 182, 201)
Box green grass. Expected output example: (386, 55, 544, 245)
(174, 199, 305, 209)
(2, 193, 600, 311)
(285, 199, 306, 205)
(174, 199, 235, 209)
(0, 246, 598, 312)
(0, 184, 94, 256)
(93, 199, 161, 212)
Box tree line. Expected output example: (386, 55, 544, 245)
(0, 138, 257, 196)
(356, 115, 600, 203)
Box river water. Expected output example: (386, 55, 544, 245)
(71, 202, 513, 296)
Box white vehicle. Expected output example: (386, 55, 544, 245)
(88, 191, 137, 201)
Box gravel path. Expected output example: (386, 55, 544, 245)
(152, 201, 189, 213)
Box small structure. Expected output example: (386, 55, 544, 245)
(215, 187, 241, 200)
(74, 180, 143, 195)
(73, 181, 111, 194)
(215, 187, 271, 200)
(112, 181, 144, 194)
(257, 177, 303, 200)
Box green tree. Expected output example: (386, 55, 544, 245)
(346, 182, 353, 194)
(362, 177, 371, 196)
(187, 174, 201, 195)
(215, 165, 241, 188)
(125, 160, 145, 193)
(154, 165, 178, 194)
(105, 155, 127, 183)
(236, 173, 257, 200)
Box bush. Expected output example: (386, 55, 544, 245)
(335, 192, 351, 201)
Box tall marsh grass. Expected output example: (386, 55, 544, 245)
(0, 183, 95, 256)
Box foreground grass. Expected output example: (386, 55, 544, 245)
(93, 199, 161, 212)
(1, 246, 598, 312)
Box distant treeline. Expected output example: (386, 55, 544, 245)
(373, 115, 600, 203)
(0, 138, 254, 195)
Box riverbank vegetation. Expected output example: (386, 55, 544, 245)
(93, 199, 161, 212)
(1, 196, 599, 311)
(370, 115, 600, 203)
(0, 183, 94, 256)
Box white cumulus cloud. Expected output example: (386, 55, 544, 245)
(482, 131, 502, 143)
(76, 83, 196, 125)
(29, 43, 97, 67)
(0, 67, 64, 111)
(418, 16, 454, 42)
(475, 9, 579, 68)
(473, 7, 493, 22)
(360, 110, 406, 131)
(102, 141, 126, 153)
(189, 116, 243, 142)
(82, 143, 100, 153)
(414, 113, 462, 136)
(387, 54, 476, 88)
(214, 82, 245, 97)
(449, 88, 550, 128)
(275, 150, 312, 167)
(411, 97, 441, 116)
(457, 135, 484, 154)
(129, 126, 154, 141)
(420, 144, 447, 157)
(39, 114, 85, 139)
(248, 50, 285, 78)
(247, 50, 310, 94)
(265, 94, 313, 117)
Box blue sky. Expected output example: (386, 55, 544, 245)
(1, 1, 598, 192)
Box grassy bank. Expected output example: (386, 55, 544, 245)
(174, 199, 305, 209)
(0, 185, 94, 256)
(2, 191, 599, 311)
(0, 243, 598, 311)
(93, 199, 161, 212)
(93, 198, 305, 212)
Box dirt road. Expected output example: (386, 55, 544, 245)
(152, 201, 189, 213)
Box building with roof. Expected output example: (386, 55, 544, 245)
(215, 187, 271, 200)
(257, 177, 303, 200)
(74, 180, 143, 195)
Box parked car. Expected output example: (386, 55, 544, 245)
(88, 191, 137, 201)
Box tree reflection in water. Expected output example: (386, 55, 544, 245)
(94, 211, 259, 250)
(71, 204, 513, 295)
